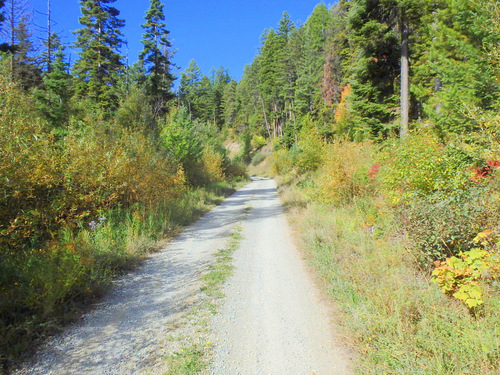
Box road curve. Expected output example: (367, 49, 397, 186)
(209, 178, 352, 375)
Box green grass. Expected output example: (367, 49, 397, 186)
(164, 343, 206, 375)
(279, 178, 500, 375)
(201, 227, 243, 299)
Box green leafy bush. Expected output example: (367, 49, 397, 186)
(432, 230, 500, 310)
(250, 152, 265, 166)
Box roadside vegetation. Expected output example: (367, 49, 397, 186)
(1, 0, 499, 373)
(163, 225, 244, 375)
(268, 131, 499, 373)
(0, 0, 248, 369)
(240, 1, 500, 372)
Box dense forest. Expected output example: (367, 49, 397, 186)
(0, 0, 499, 373)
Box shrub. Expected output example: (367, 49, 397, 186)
(251, 134, 266, 149)
(312, 140, 376, 205)
(379, 132, 473, 205)
(271, 148, 294, 176)
(379, 131, 500, 260)
(432, 230, 500, 310)
(199, 147, 225, 183)
(250, 152, 265, 166)
(296, 127, 323, 172)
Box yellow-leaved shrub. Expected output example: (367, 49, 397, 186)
(313, 140, 376, 205)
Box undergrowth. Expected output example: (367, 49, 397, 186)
(279, 179, 500, 374)
(271, 130, 500, 374)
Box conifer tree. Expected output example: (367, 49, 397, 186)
(208, 66, 230, 127)
(258, 28, 286, 138)
(1, 0, 31, 68)
(139, 0, 174, 117)
(222, 79, 238, 127)
(179, 59, 203, 116)
(12, 16, 41, 90)
(0, 0, 8, 52)
(35, 33, 72, 130)
(413, 0, 500, 134)
(294, 4, 332, 118)
(72, 0, 125, 111)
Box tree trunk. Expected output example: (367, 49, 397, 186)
(400, 9, 409, 140)
(260, 95, 272, 139)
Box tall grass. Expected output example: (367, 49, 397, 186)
(271, 133, 500, 374)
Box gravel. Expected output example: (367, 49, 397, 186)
(208, 178, 353, 375)
(14, 181, 253, 375)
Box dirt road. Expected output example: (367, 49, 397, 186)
(209, 178, 352, 374)
(15, 178, 351, 374)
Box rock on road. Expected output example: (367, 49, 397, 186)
(15, 178, 352, 375)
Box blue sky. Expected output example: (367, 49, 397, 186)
(28, 0, 332, 82)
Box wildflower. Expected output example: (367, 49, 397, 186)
(368, 164, 380, 181)
(89, 220, 97, 230)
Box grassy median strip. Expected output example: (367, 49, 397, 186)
(163, 222, 245, 375)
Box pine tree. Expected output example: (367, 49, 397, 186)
(34, 33, 72, 130)
(222, 79, 238, 127)
(208, 66, 230, 127)
(72, 0, 125, 111)
(12, 16, 42, 90)
(258, 28, 286, 138)
(294, 4, 332, 119)
(178, 59, 203, 116)
(139, 0, 174, 117)
(1, 0, 31, 68)
(413, 0, 500, 134)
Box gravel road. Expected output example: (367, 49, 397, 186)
(14, 178, 352, 374)
(209, 178, 352, 375)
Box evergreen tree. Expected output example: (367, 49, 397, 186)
(34, 33, 72, 130)
(72, 0, 125, 111)
(413, 0, 500, 134)
(178, 59, 202, 115)
(345, 0, 401, 139)
(12, 16, 42, 90)
(258, 28, 286, 138)
(236, 62, 268, 137)
(294, 4, 332, 118)
(222, 79, 238, 127)
(1, 0, 31, 69)
(208, 66, 230, 127)
(139, 0, 174, 117)
(322, 0, 351, 118)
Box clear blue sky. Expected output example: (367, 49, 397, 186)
(28, 0, 333, 82)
